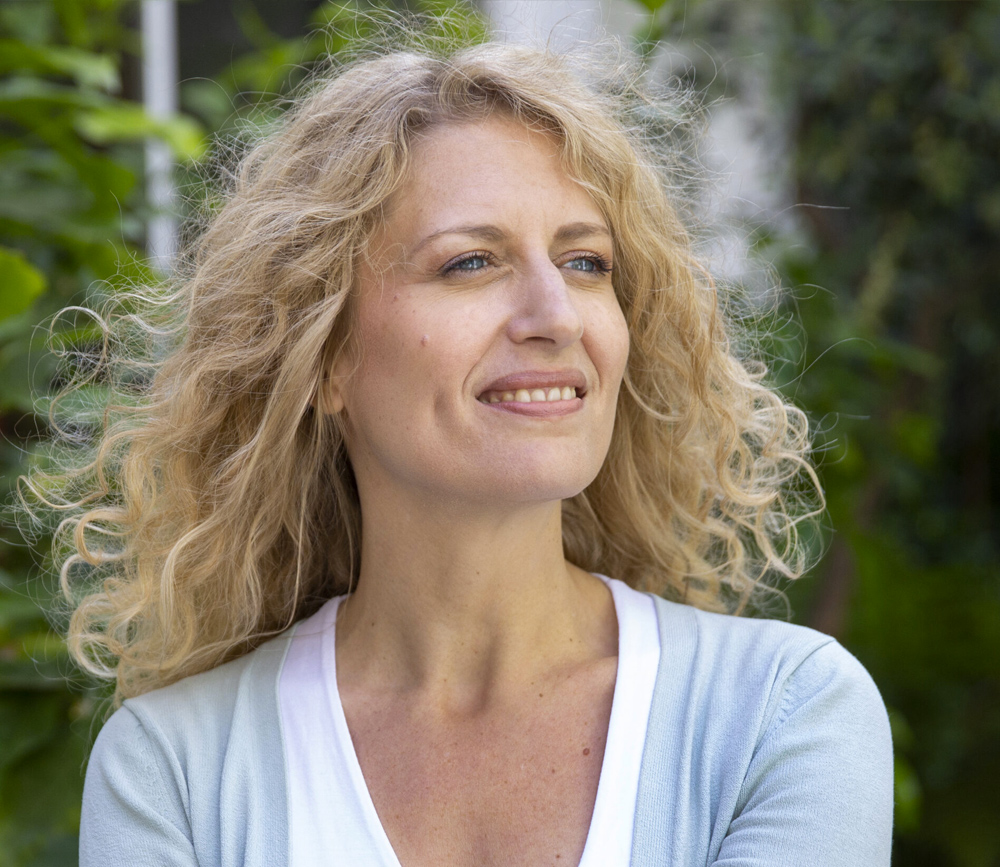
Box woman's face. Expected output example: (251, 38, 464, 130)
(329, 116, 630, 510)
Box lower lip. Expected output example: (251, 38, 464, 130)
(477, 397, 584, 417)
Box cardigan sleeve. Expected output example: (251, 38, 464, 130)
(80, 704, 199, 867)
(712, 641, 894, 867)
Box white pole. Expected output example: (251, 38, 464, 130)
(141, 0, 178, 272)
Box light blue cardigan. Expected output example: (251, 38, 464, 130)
(80, 595, 893, 866)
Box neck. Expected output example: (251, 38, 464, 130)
(335, 493, 616, 711)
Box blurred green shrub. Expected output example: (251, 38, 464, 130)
(0, 2, 164, 862)
(0, 1, 485, 864)
(640, 2, 1000, 862)
(764, 4, 1000, 864)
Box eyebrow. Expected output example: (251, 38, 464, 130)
(408, 221, 612, 256)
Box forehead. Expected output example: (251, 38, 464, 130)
(409, 115, 562, 170)
(380, 117, 606, 235)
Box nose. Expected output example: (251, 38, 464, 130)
(505, 257, 585, 349)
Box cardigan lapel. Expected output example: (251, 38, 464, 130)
(630, 596, 700, 866)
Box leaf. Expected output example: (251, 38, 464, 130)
(0, 1, 56, 45)
(45, 45, 119, 91)
(0, 39, 119, 92)
(0, 247, 46, 320)
(0, 75, 104, 110)
(74, 103, 207, 161)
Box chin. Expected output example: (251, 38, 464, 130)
(469, 443, 607, 502)
(469, 465, 601, 507)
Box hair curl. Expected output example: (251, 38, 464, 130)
(22, 35, 821, 704)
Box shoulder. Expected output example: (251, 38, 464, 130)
(83, 631, 294, 866)
(90, 627, 293, 777)
(647, 594, 883, 721)
(652, 594, 834, 660)
(112, 629, 293, 755)
(641, 593, 892, 791)
(634, 597, 893, 865)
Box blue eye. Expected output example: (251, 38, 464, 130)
(454, 256, 487, 271)
(567, 255, 612, 274)
(443, 252, 492, 275)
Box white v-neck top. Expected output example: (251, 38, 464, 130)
(279, 576, 660, 866)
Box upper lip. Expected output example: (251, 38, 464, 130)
(477, 369, 588, 397)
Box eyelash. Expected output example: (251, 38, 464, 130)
(441, 251, 613, 276)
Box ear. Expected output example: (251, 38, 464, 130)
(317, 380, 345, 415)
(315, 352, 350, 415)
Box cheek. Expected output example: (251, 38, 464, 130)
(590, 300, 631, 389)
(351, 292, 432, 388)
(347, 295, 476, 410)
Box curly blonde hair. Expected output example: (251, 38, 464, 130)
(24, 39, 820, 703)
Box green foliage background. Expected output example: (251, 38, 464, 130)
(1, 1, 997, 865)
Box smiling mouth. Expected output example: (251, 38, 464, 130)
(477, 386, 580, 404)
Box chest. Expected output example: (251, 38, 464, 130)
(343, 664, 616, 867)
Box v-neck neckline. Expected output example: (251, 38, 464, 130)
(320, 579, 641, 867)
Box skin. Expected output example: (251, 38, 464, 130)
(324, 116, 631, 866)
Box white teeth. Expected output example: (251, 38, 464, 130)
(480, 386, 580, 404)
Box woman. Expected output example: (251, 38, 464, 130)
(38, 38, 892, 866)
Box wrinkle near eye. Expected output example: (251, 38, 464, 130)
(441, 250, 496, 276)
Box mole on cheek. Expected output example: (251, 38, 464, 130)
(420, 334, 429, 346)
